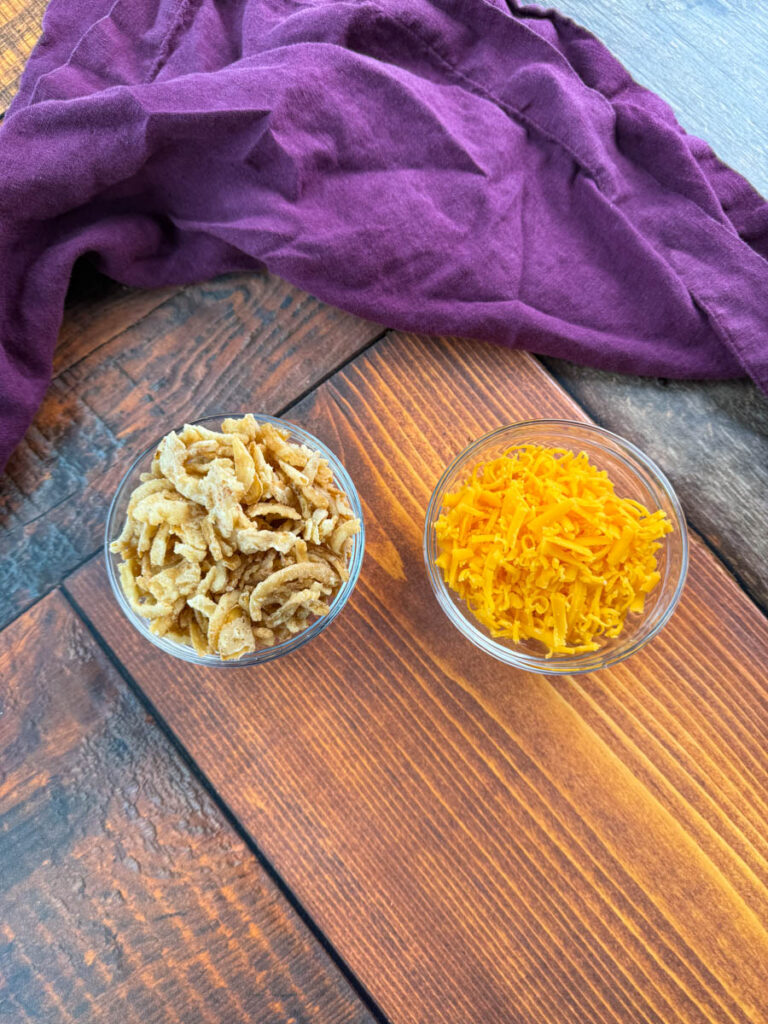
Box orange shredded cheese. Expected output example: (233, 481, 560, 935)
(435, 445, 673, 656)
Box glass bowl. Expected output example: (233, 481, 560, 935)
(423, 419, 688, 675)
(105, 413, 365, 667)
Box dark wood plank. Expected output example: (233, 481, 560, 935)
(541, 363, 768, 611)
(56, 272, 182, 376)
(0, 588, 376, 1024)
(0, 0, 46, 110)
(0, 271, 381, 631)
(68, 335, 768, 1024)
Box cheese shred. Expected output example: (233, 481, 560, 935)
(435, 445, 672, 657)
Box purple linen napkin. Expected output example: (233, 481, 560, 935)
(2, 0, 767, 471)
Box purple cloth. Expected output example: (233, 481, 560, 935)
(2, 0, 768, 471)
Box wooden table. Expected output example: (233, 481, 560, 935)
(2, 3, 767, 1022)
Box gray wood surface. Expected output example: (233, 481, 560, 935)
(557, 0, 767, 198)
(546, 0, 768, 612)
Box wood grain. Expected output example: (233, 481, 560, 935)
(68, 335, 768, 1024)
(0, 0, 46, 110)
(55, 271, 182, 377)
(0, 271, 381, 631)
(0, 588, 376, 1024)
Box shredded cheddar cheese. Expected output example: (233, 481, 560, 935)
(435, 445, 672, 657)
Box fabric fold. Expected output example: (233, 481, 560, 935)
(1, 0, 767, 470)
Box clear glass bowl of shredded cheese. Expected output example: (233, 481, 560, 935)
(423, 420, 687, 675)
(106, 414, 364, 667)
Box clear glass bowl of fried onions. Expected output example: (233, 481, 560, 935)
(424, 420, 687, 675)
(106, 414, 364, 665)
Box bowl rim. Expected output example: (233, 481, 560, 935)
(105, 412, 365, 667)
(423, 418, 688, 675)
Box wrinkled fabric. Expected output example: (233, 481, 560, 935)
(2, 0, 768, 470)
